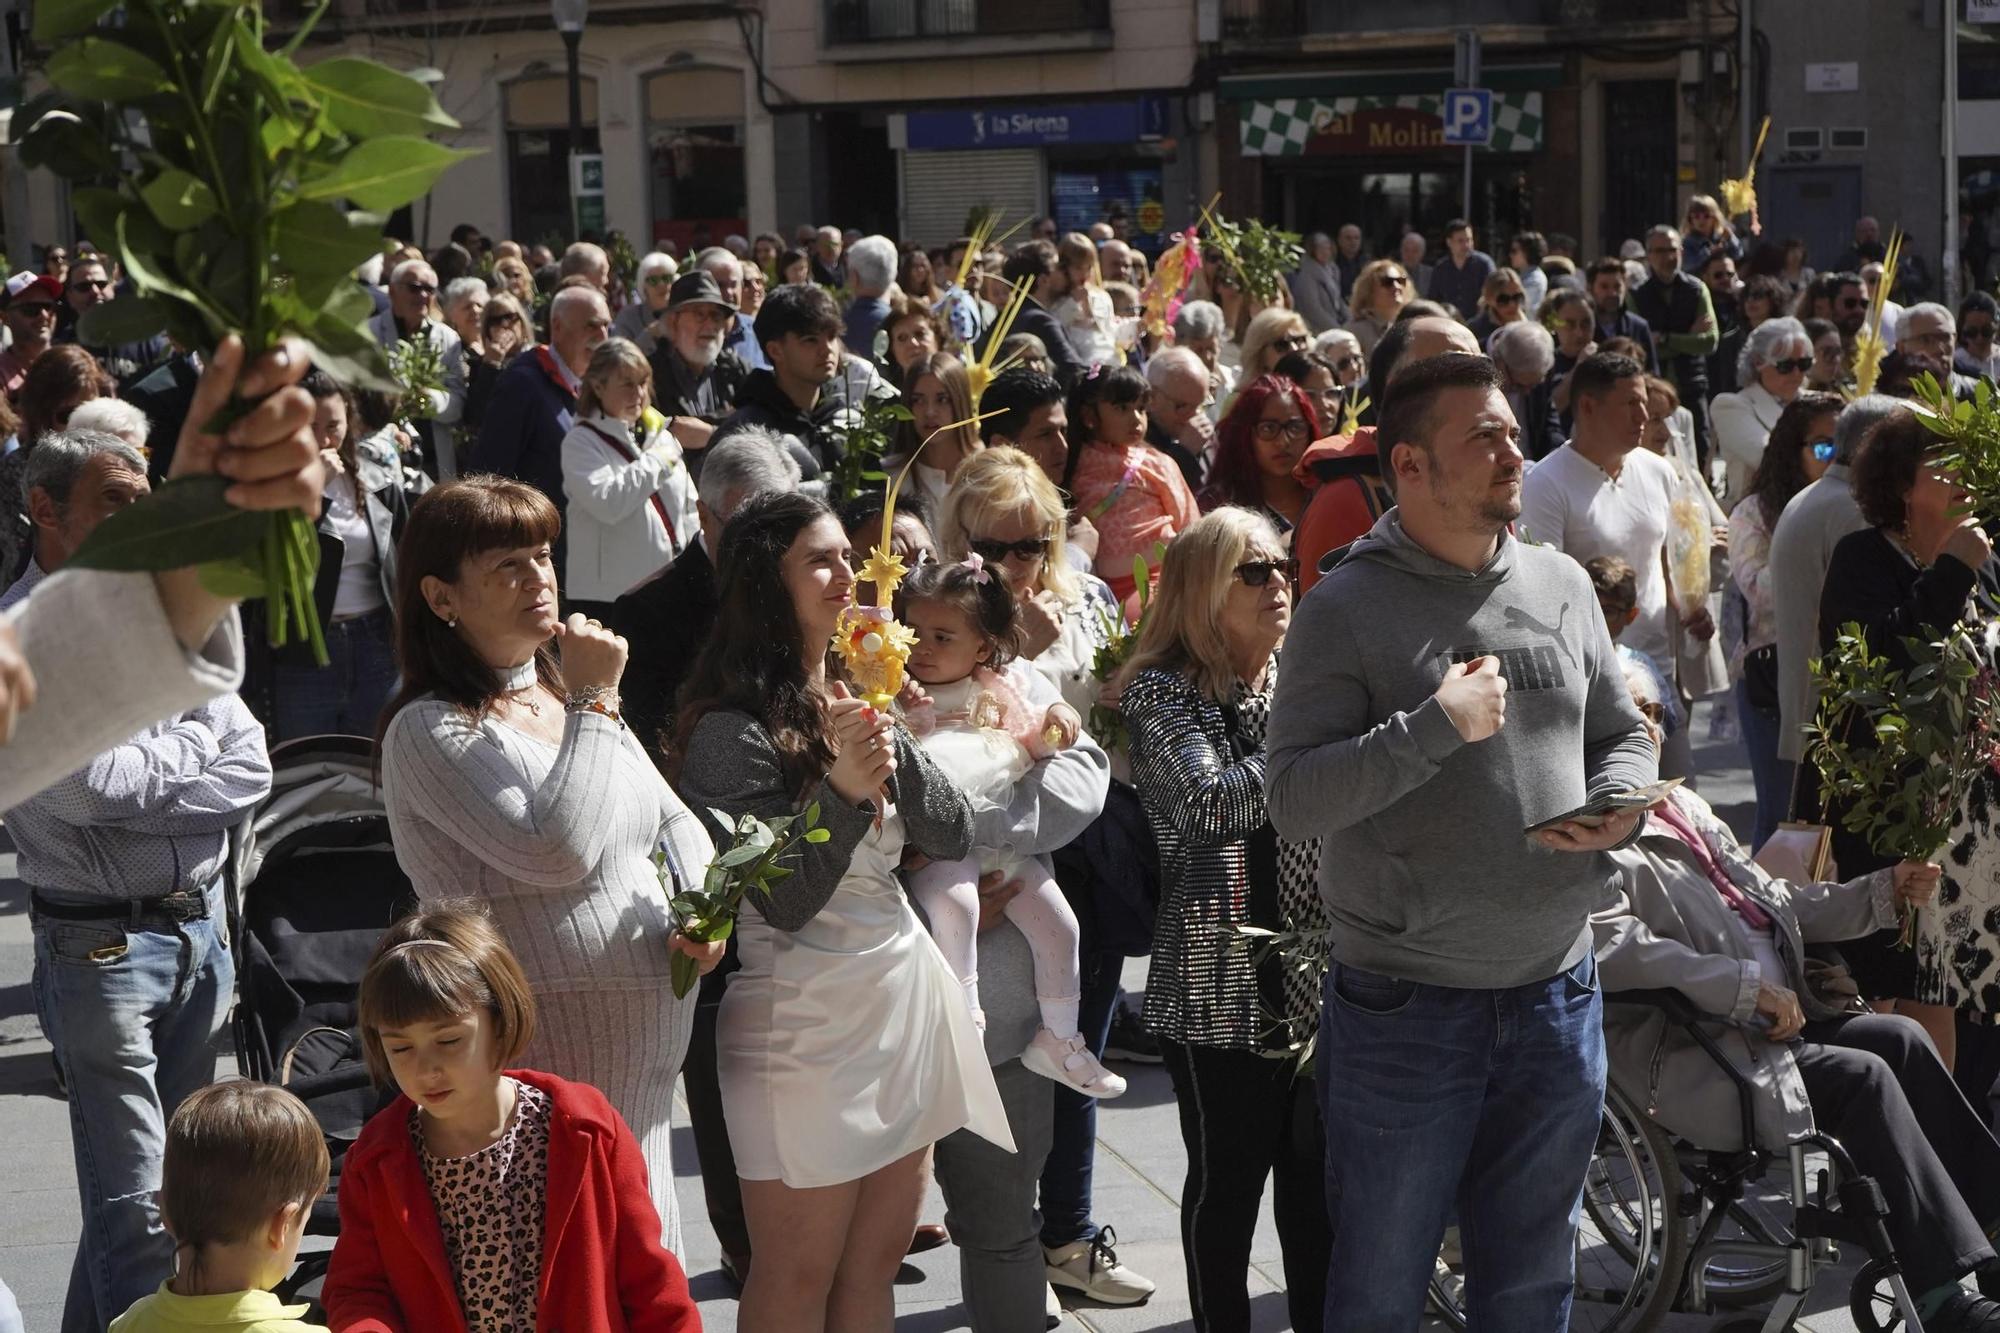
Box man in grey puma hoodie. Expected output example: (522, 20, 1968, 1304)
(1267, 353, 1657, 1331)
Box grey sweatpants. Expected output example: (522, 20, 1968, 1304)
(932, 1058, 1057, 1333)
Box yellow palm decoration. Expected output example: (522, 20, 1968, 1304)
(1851, 227, 1904, 399)
(1718, 117, 1771, 223)
(831, 410, 1000, 707)
(964, 276, 1035, 409)
(1339, 393, 1371, 437)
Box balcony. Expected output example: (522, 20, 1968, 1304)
(825, 0, 1108, 43)
(266, 0, 745, 39)
(1222, 0, 1689, 42)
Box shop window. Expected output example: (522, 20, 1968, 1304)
(645, 67, 748, 254)
(505, 75, 601, 247)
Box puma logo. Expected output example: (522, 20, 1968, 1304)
(1503, 603, 1577, 669)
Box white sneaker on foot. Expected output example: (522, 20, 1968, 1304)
(1022, 1029, 1126, 1098)
(1044, 1226, 1155, 1305)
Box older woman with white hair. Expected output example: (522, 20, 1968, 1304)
(440, 276, 488, 359)
(1489, 319, 1560, 460)
(63, 397, 150, 452)
(1175, 299, 1236, 424)
(1310, 327, 1367, 390)
(1712, 315, 1814, 499)
(611, 251, 680, 352)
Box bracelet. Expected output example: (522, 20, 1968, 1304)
(566, 690, 623, 726)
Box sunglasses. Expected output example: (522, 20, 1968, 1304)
(1273, 334, 1311, 351)
(68, 278, 110, 292)
(400, 282, 438, 297)
(1381, 273, 1408, 286)
(1770, 357, 1813, 374)
(1493, 292, 1524, 306)
(1810, 439, 1836, 462)
(1968, 325, 1996, 342)
(486, 311, 522, 327)
(1234, 557, 1299, 588)
(1254, 418, 1314, 442)
(968, 536, 1051, 563)
(1334, 355, 1364, 373)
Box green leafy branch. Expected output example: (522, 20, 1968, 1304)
(18, 0, 476, 661)
(1806, 619, 2000, 943)
(828, 395, 914, 506)
(658, 804, 830, 997)
(1229, 922, 1330, 1071)
(1200, 210, 1305, 307)
(1912, 372, 2000, 510)
(388, 330, 447, 424)
(1087, 545, 1164, 753)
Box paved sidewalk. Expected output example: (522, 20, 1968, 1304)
(2, 703, 1874, 1331)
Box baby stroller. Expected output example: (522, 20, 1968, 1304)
(226, 735, 416, 1302)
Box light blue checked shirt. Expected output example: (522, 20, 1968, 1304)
(2, 559, 272, 902)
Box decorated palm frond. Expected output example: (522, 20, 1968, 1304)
(1851, 227, 1904, 398)
(1140, 227, 1202, 340)
(1718, 116, 1771, 224)
(964, 277, 1033, 408)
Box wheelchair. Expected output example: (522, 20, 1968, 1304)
(1428, 988, 1924, 1332)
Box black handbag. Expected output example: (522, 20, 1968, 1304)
(1741, 644, 1780, 713)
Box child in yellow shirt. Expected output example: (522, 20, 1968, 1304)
(111, 1081, 330, 1333)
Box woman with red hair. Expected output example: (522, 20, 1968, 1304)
(1198, 373, 1320, 541)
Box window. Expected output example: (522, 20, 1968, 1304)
(645, 67, 748, 253)
(505, 76, 600, 245)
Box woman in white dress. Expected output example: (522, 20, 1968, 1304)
(673, 489, 1012, 1332)
(378, 476, 722, 1255)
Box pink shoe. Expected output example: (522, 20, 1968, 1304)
(1022, 1029, 1126, 1098)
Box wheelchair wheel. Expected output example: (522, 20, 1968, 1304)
(1427, 1084, 1685, 1333)
(1699, 1190, 1797, 1308)
(1849, 1256, 1919, 1332)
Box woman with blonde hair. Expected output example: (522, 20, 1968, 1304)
(1466, 266, 1528, 348)
(491, 255, 537, 311)
(1236, 306, 1313, 382)
(936, 445, 1123, 717)
(1683, 192, 1742, 274)
(1340, 258, 1414, 358)
(1115, 505, 1331, 1333)
(887, 350, 980, 508)
(1056, 232, 1120, 366)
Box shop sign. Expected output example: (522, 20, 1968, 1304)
(1239, 93, 1543, 157)
(905, 96, 1169, 150)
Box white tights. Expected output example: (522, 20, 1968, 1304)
(910, 852, 1081, 1039)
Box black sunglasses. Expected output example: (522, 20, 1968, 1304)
(1967, 325, 1996, 341)
(1234, 557, 1299, 587)
(1493, 292, 1523, 306)
(401, 281, 438, 297)
(1770, 357, 1813, 374)
(969, 536, 1051, 563)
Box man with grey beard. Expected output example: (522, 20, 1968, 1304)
(648, 269, 749, 454)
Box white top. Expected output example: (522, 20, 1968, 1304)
(1053, 288, 1119, 367)
(1520, 443, 1680, 667)
(325, 474, 383, 620)
(1712, 382, 1785, 505)
(558, 412, 699, 602)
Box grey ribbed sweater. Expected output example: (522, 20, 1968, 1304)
(380, 698, 713, 1257)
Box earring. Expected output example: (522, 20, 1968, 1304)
(443, 614, 458, 629)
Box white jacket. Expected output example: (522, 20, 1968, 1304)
(1711, 381, 1785, 503)
(559, 412, 698, 602)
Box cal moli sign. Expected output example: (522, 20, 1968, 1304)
(1307, 104, 1447, 154)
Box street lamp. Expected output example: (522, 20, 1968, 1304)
(551, 0, 588, 237)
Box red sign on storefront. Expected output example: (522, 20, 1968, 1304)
(1301, 105, 1448, 155)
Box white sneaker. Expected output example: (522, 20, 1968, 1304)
(1022, 1029, 1127, 1098)
(1044, 1226, 1155, 1305)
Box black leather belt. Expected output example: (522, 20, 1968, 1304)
(30, 888, 210, 924)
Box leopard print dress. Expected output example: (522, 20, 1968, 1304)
(1919, 771, 2000, 1019)
(415, 1078, 552, 1333)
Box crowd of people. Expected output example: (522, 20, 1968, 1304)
(6, 195, 2000, 1333)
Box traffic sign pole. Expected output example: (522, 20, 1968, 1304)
(1456, 29, 1479, 223)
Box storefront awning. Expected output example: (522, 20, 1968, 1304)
(1238, 92, 1544, 157)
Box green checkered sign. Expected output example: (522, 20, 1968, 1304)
(1238, 93, 1545, 156)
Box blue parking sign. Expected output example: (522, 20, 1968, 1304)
(1442, 88, 1494, 146)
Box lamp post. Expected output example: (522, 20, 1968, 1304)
(551, 0, 589, 237)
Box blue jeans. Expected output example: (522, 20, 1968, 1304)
(1319, 953, 1606, 1333)
(32, 889, 233, 1333)
(272, 607, 398, 742)
(1735, 676, 1796, 852)
(1037, 948, 1124, 1248)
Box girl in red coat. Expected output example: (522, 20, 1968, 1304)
(323, 903, 701, 1333)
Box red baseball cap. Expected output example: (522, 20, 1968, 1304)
(3, 271, 64, 308)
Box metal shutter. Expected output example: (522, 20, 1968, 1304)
(900, 149, 1045, 248)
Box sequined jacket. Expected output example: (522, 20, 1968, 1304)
(1122, 663, 1325, 1052)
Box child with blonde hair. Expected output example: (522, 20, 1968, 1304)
(110, 1081, 330, 1333)
(324, 903, 699, 1333)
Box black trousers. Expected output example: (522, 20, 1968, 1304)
(1159, 1038, 1331, 1333)
(681, 956, 749, 1262)
(1798, 1011, 2000, 1292)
